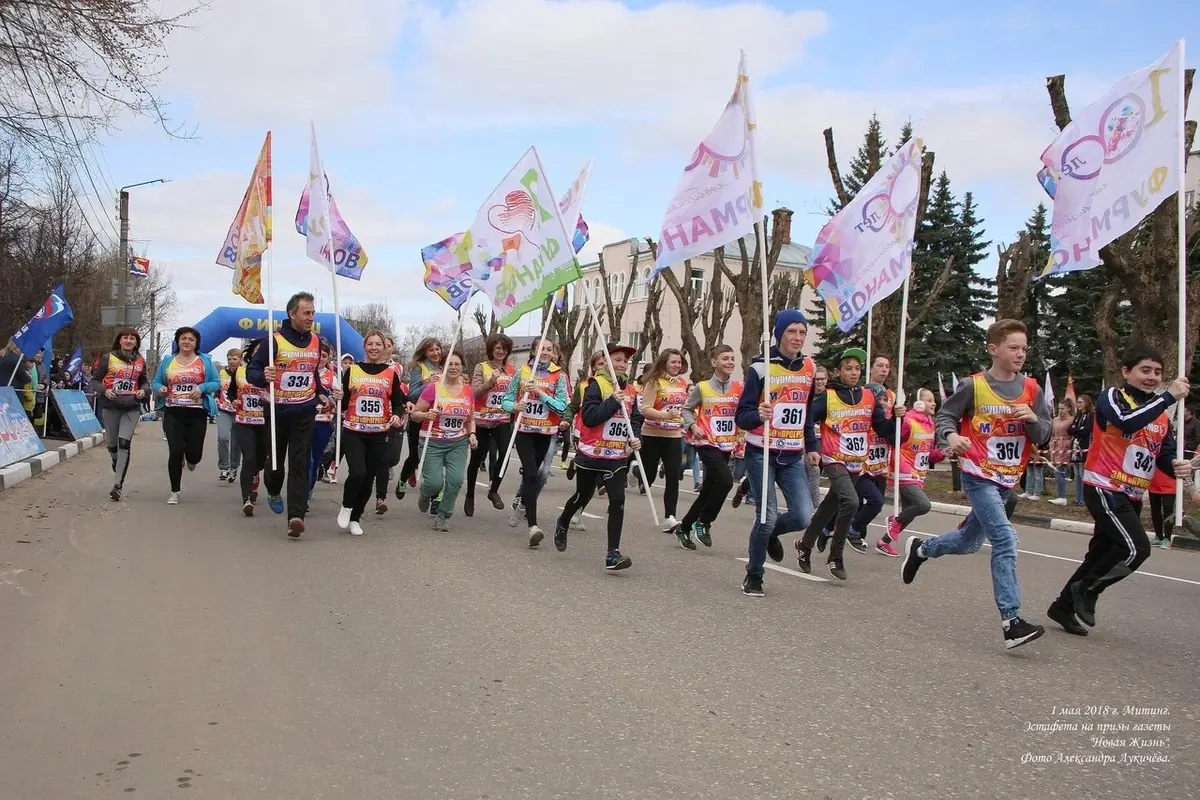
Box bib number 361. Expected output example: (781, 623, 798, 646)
(988, 437, 1024, 464)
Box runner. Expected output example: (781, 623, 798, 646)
(94, 327, 150, 501)
(901, 319, 1050, 650)
(501, 338, 569, 547)
(675, 344, 740, 550)
(248, 291, 337, 538)
(554, 343, 639, 570)
(1047, 344, 1190, 636)
(395, 337, 444, 499)
(639, 348, 690, 530)
(465, 333, 515, 517)
(373, 336, 404, 515)
(736, 309, 818, 597)
(564, 352, 608, 529)
(852, 354, 895, 551)
(229, 339, 268, 516)
(876, 387, 944, 556)
(336, 331, 406, 536)
(153, 327, 219, 505)
(796, 347, 902, 580)
(215, 348, 242, 484)
(309, 340, 336, 509)
(510, 341, 568, 520)
(413, 351, 477, 531)
(625, 368, 648, 496)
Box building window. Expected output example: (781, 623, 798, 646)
(609, 272, 626, 302)
(1187, 190, 1195, 210)
(627, 332, 642, 350)
(689, 267, 705, 299)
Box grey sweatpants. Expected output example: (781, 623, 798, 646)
(102, 406, 140, 487)
(216, 411, 241, 472)
(895, 483, 933, 529)
(800, 464, 859, 561)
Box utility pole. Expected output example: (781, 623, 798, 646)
(148, 291, 158, 374)
(117, 190, 130, 326)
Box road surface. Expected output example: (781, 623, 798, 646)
(1, 430, 1196, 798)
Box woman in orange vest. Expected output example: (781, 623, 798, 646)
(676, 344, 740, 550)
(412, 351, 477, 530)
(152, 326, 220, 505)
(395, 337, 444, 499)
(336, 331, 406, 536)
(639, 348, 690, 530)
(553, 343, 640, 570)
(465, 333, 515, 516)
(94, 327, 150, 501)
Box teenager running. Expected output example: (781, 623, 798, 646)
(853, 354, 895, 550)
(510, 342, 569, 519)
(229, 340, 268, 516)
(675, 344, 740, 550)
(564, 352, 607, 529)
(215, 348, 243, 484)
(901, 319, 1050, 650)
(640, 349, 689, 530)
(374, 336, 404, 514)
(736, 309, 817, 597)
(336, 331, 405, 536)
(248, 291, 337, 537)
(1047, 344, 1190, 636)
(465, 333, 514, 517)
(153, 326, 219, 505)
(94, 327, 149, 501)
(413, 352, 477, 531)
(554, 343, 640, 570)
(309, 340, 336, 509)
(797, 347, 901, 581)
(395, 337, 444, 499)
(876, 387, 943, 556)
(501, 338, 569, 547)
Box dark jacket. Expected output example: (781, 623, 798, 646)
(735, 346, 816, 466)
(804, 379, 898, 456)
(573, 374, 632, 472)
(1095, 385, 1182, 477)
(247, 321, 325, 418)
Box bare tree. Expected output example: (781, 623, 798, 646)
(994, 233, 1036, 321)
(1045, 69, 1199, 382)
(715, 208, 795, 367)
(594, 245, 641, 342)
(343, 301, 395, 337)
(631, 278, 664, 371)
(472, 305, 500, 339)
(395, 321, 456, 363)
(646, 239, 736, 381)
(539, 293, 592, 381)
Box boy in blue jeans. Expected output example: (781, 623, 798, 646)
(901, 319, 1051, 650)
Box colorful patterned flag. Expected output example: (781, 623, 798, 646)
(420, 232, 476, 311)
(65, 344, 83, 385)
(216, 132, 272, 304)
(295, 124, 369, 279)
(128, 254, 150, 279)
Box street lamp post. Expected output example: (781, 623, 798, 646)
(116, 178, 168, 328)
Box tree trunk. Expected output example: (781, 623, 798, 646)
(995, 233, 1034, 321)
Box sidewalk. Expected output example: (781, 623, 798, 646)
(0, 433, 106, 492)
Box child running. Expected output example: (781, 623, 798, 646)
(1046, 344, 1190, 636)
(554, 343, 640, 571)
(215, 348, 243, 484)
(639, 349, 690, 530)
(876, 388, 944, 556)
(901, 319, 1050, 650)
(675, 345, 740, 550)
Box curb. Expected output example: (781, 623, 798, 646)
(0, 432, 106, 493)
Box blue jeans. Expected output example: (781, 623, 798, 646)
(1073, 464, 1084, 504)
(743, 448, 815, 578)
(850, 474, 885, 534)
(918, 473, 1022, 620)
(1026, 464, 1044, 497)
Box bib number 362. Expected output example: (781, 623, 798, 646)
(840, 434, 867, 457)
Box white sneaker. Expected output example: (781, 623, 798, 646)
(167, 491, 180, 505)
(336, 507, 352, 530)
(528, 525, 544, 547)
(509, 500, 525, 527)
(661, 515, 679, 532)
(1049, 497, 1068, 506)
(348, 521, 364, 536)
(570, 512, 587, 531)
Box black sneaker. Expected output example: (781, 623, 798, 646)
(554, 519, 569, 552)
(731, 483, 747, 508)
(109, 485, 122, 502)
(846, 536, 868, 554)
(767, 534, 784, 563)
(795, 540, 812, 574)
(827, 559, 847, 580)
(742, 573, 764, 597)
(431, 499, 440, 516)
(566, 462, 576, 481)
(464, 494, 475, 517)
(816, 532, 831, 553)
(1003, 616, 1045, 650)
(901, 536, 926, 584)
(1070, 581, 1097, 627)
(672, 524, 697, 551)
(693, 522, 712, 548)
(1047, 602, 1088, 636)
(418, 493, 431, 514)
(605, 549, 632, 571)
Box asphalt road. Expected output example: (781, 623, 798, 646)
(1, 430, 1197, 799)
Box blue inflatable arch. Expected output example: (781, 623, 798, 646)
(184, 307, 366, 360)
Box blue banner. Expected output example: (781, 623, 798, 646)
(12, 284, 74, 357)
(51, 389, 102, 440)
(0, 387, 46, 469)
(187, 307, 366, 360)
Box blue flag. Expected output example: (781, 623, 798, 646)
(11, 284, 74, 357)
(66, 344, 84, 385)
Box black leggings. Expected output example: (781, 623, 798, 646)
(398, 421, 423, 484)
(376, 425, 405, 499)
(467, 422, 512, 496)
(639, 435, 683, 517)
(1149, 491, 1176, 540)
(515, 432, 553, 527)
(342, 430, 391, 522)
(681, 447, 734, 530)
(559, 464, 627, 551)
(163, 407, 208, 492)
(234, 423, 269, 502)
(1055, 486, 1151, 605)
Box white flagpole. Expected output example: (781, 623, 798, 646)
(414, 303, 466, 483)
(1173, 38, 1188, 532)
(498, 305, 556, 480)
(866, 309, 873, 372)
(265, 248, 278, 471)
(42, 388, 50, 437)
(891, 274, 911, 522)
(331, 262, 343, 478)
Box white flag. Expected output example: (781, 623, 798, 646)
(304, 122, 335, 270)
(654, 51, 762, 273)
(952, 373, 960, 392)
(1044, 373, 1056, 418)
(1036, 41, 1184, 278)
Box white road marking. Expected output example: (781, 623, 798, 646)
(556, 506, 603, 520)
(735, 558, 829, 583)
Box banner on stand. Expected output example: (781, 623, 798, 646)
(51, 389, 103, 440)
(0, 387, 46, 469)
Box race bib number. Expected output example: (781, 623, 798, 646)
(356, 396, 384, 418)
(914, 451, 930, 471)
(1122, 445, 1155, 478)
(603, 418, 630, 441)
(281, 372, 313, 391)
(987, 436, 1025, 465)
(486, 391, 506, 408)
(243, 394, 262, 411)
(772, 403, 805, 429)
(171, 382, 196, 397)
(113, 378, 135, 394)
(868, 444, 888, 463)
(840, 434, 867, 457)
(441, 415, 466, 431)
(525, 401, 548, 419)
(712, 417, 736, 436)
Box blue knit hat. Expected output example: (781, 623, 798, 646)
(773, 309, 808, 342)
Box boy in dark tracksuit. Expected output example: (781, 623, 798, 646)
(796, 348, 901, 580)
(1047, 345, 1191, 636)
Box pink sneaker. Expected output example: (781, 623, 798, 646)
(886, 515, 903, 541)
(875, 539, 900, 557)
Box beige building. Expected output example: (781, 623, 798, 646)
(1186, 149, 1199, 213)
(568, 225, 822, 377)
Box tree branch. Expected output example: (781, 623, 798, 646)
(823, 127, 851, 207)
